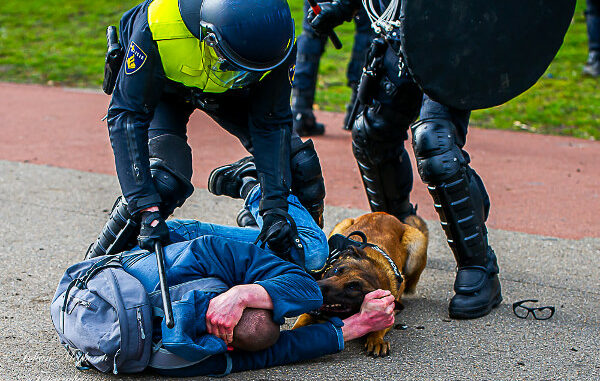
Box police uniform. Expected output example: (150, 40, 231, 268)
(308, 0, 502, 318)
(108, 0, 298, 217)
(585, 0, 600, 75)
(293, 3, 374, 124)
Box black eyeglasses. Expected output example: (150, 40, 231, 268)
(512, 299, 555, 320)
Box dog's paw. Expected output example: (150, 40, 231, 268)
(364, 337, 391, 357)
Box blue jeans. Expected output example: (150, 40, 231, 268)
(166, 185, 329, 274)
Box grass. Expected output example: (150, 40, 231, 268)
(0, 0, 598, 140)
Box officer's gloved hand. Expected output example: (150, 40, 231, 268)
(255, 209, 304, 263)
(138, 210, 170, 251)
(307, 0, 355, 36)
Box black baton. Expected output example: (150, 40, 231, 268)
(155, 241, 174, 328)
(307, 0, 343, 49)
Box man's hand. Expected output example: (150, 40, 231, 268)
(137, 208, 169, 251)
(307, 1, 354, 36)
(341, 289, 396, 341)
(206, 284, 273, 344)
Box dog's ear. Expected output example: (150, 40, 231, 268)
(343, 246, 367, 260)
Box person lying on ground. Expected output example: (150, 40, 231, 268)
(116, 185, 395, 376)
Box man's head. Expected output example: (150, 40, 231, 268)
(231, 308, 280, 351)
(178, 0, 295, 88)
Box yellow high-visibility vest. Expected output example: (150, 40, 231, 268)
(147, 0, 230, 92)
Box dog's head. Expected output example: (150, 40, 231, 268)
(317, 246, 392, 318)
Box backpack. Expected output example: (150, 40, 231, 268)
(50, 253, 231, 374)
(50, 256, 152, 374)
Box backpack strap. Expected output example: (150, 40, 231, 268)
(60, 256, 123, 333)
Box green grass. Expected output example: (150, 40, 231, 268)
(0, 0, 598, 139)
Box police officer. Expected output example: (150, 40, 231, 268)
(584, 0, 600, 77)
(87, 0, 326, 259)
(306, 0, 502, 319)
(292, 3, 374, 136)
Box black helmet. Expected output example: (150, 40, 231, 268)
(179, 0, 295, 71)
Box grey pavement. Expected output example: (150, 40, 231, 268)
(0, 160, 598, 381)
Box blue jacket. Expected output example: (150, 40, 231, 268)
(121, 234, 324, 363)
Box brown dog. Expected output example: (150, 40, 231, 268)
(292, 212, 428, 357)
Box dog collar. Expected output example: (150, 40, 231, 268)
(326, 232, 403, 284)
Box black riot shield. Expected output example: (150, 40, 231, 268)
(399, 0, 576, 110)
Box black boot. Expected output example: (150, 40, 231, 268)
(427, 169, 502, 319)
(293, 111, 325, 137)
(236, 208, 258, 227)
(292, 87, 325, 137)
(207, 157, 257, 199)
(583, 50, 600, 77)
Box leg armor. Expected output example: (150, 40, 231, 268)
(351, 86, 422, 221)
(290, 136, 326, 228)
(85, 134, 194, 259)
(148, 134, 194, 217)
(292, 1, 327, 114)
(411, 117, 501, 318)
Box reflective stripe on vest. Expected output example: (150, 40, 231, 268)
(147, 0, 230, 92)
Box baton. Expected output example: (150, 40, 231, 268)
(307, 0, 343, 49)
(155, 241, 175, 329)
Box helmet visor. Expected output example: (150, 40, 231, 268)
(200, 33, 266, 89)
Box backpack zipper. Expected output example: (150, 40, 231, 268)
(136, 308, 146, 340)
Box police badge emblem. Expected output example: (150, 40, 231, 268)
(124, 41, 147, 75)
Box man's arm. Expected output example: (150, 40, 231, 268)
(205, 284, 273, 344)
(187, 235, 323, 321)
(247, 47, 296, 215)
(108, 18, 165, 216)
(157, 289, 396, 377)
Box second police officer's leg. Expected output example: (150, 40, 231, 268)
(291, 0, 327, 136)
(584, 0, 600, 76)
(343, 8, 375, 128)
(411, 94, 502, 319)
(351, 44, 423, 221)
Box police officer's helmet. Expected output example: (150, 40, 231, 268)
(179, 0, 295, 88)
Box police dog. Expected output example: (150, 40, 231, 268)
(293, 212, 428, 357)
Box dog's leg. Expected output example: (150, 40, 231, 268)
(401, 226, 428, 294)
(292, 313, 318, 329)
(328, 218, 355, 238)
(364, 327, 392, 357)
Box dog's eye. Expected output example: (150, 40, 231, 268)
(345, 281, 361, 291)
(333, 267, 344, 275)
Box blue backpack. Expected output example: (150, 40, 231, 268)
(50, 256, 152, 373)
(50, 255, 229, 374)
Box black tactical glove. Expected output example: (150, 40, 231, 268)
(307, 0, 357, 36)
(138, 210, 170, 251)
(255, 209, 305, 266)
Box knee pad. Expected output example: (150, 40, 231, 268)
(411, 118, 466, 184)
(290, 138, 325, 205)
(148, 134, 194, 216)
(351, 108, 407, 165)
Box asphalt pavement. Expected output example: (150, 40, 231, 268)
(0, 160, 598, 381)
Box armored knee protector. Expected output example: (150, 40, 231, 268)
(290, 138, 326, 227)
(411, 118, 490, 269)
(148, 134, 194, 217)
(351, 108, 415, 219)
(85, 196, 139, 259)
(85, 135, 194, 259)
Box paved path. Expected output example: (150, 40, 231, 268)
(0, 83, 599, 380)
(1, 82, 598, 238)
